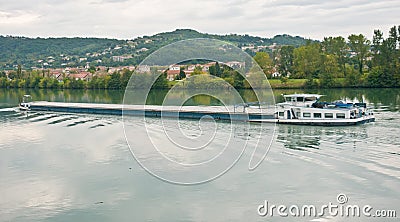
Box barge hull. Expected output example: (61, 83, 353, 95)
(250, 117, 375, 126)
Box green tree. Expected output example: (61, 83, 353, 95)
(345, 65, 362, 87)
(371, 29, 384, 67)
(397, 26, 400, 86)
(152, 73, 168, 89)
(7, 71, 17, 79)
(107, 73, 121, 89)
(367, 66, 384, 87)
(17, 64, 22, 78)
(293, 43, 321, 79)
(29, 76, 41, 88)
(39, 77, 48, 88)
(63, 78, 71, 89)
(120, 69, 133, 88)
(209, 65, 216, 76)
(385, 26, 398, 83)
(253, 52, 273, 77)
(232, 72, 244, 89)
(9, 79, 18, 88)
(348, 34, 370, 74)
(88, 65, 96, 74)
(95, 76, 107, 89)
(175, 68, 186, 80)
(277, 45, 294, 77)
(319, 54, 339, 88)
(369, 26, 399, 87)
(0, 77, 8, 88)
(215, 62, 221, 77)
(192, 65, 204, 75)
(322, 36, 347, 77)
(209, 63, 222, 77)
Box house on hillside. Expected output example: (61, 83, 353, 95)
(202, 62, 216, 72)
(49, 69, 64, 81)
(97, 66, 107, 72)
(272, 71, 280, 78)
(136, 65, 150, 73)
(107, 66, 135, 74)
(166, 69, 180, 81)
(136, 48, 149, 53)
(183, 70, 193, 77)
(112, 55, 133, 62)
(169, 65, 180, 71)
(225, 61, 245, 69)
(68, 72, 91, 81)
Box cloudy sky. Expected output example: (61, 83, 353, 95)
(0, 0, 399, 40)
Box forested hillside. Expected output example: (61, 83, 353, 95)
(0, 29, 309, 69)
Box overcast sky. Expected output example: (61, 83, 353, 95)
(0, 0, 399, 40)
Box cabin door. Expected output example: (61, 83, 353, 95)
(287, 110, 291, 119)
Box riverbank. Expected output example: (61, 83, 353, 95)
(267, 79, 307, 89)
(169, 78, 349, 89)
(167, 79, 311, 89)
(1, 77, 399, 90)
(166, 78, 309, 89)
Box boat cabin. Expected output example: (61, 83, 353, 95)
(19, 95, 32, 111)
(275, 106, 371, 120)
(282, 94, 324, 107)
(257, 93, 376, 125)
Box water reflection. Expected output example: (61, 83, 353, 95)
(0, 89, 125, 106)
(2, 88, 399, 110)
(276, 125, 368, 151)
(1, 88, 400, 221)
(277, 126, 321, 151)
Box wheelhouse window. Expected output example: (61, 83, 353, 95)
(303, 113, 311, 117)
(336, 113, 346, 119)
(313, 113, 322, 118)
(305, 97, 316, 101)
(296, 97, 304, 102)
(278, 112, 284, 117)
(325, 113, 334, 118)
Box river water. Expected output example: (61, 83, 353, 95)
(0, 88, 399, 221)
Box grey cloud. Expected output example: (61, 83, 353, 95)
(263, 0, 397, 10)
(0, 0, 399, 40)
(98, 0, 130, 3)
(265, 0, 322, 7)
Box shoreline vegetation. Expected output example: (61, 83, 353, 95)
(0, 75, 397, 90)
(1, 26, 399, 90)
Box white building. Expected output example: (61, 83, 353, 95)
(169, 65, 180, 71)
(136, 65, 150, 73)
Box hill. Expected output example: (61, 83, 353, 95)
(0, 29, 311, 70)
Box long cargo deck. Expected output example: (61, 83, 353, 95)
(28, 101, 274, 121)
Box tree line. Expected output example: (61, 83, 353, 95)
(1, 26, 399, 89)
(0, 69, 169, 90)
(253, 26, 400, 88)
